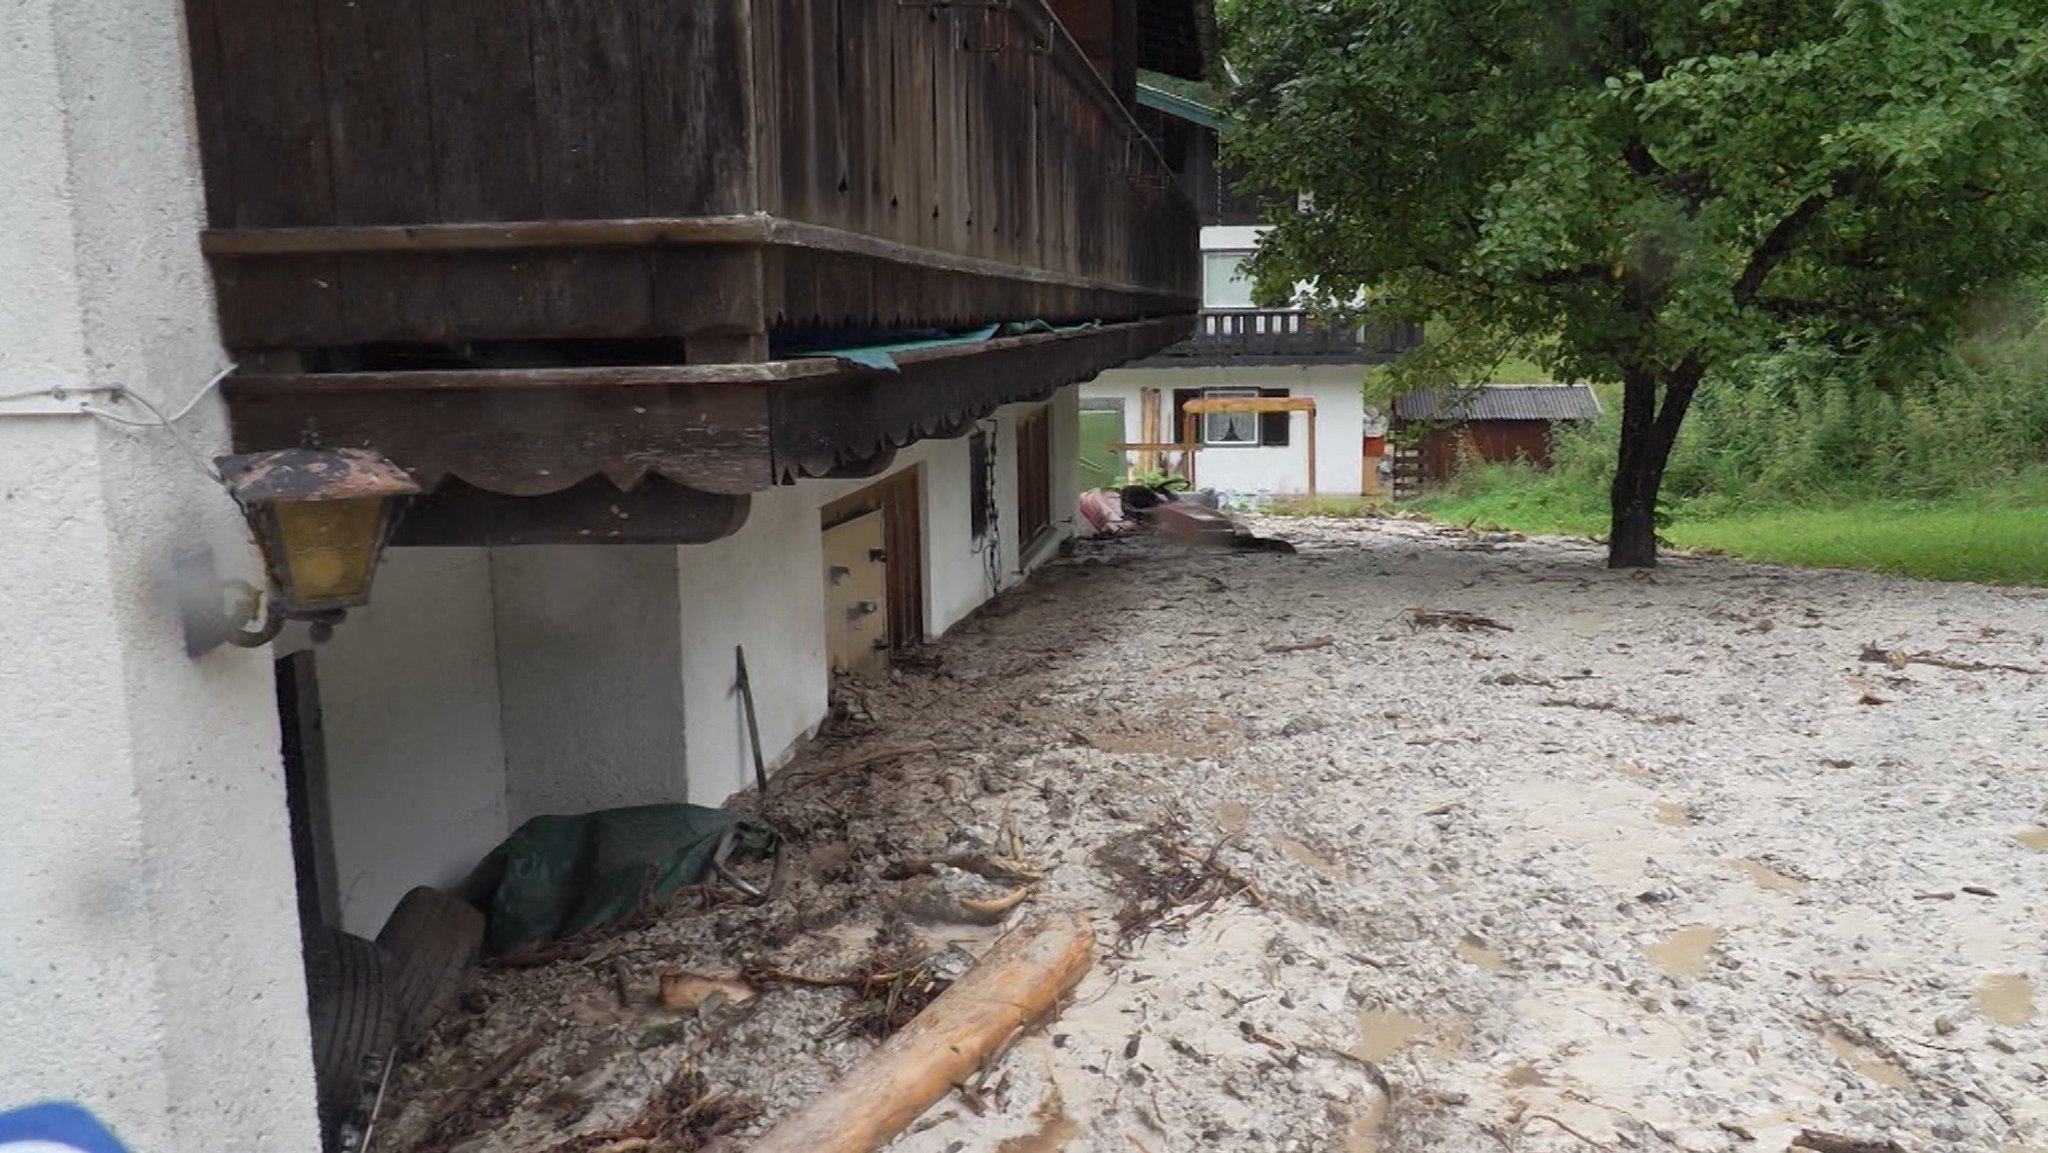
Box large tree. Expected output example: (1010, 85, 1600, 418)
(1225, 0, 2048, 565)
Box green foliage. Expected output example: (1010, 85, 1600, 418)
(1226, 0, 2048, 393)
(1416, 322, 2048, 582)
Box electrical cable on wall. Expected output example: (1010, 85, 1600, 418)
(0, 364, 237, 485)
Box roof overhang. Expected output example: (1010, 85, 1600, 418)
(225, 316, 1193, 546)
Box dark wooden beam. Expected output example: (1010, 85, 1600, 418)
(391, 476, 751, 547)
(225, 318, 1191, 505)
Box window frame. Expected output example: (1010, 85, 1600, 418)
(1199, 387, 1262, 448)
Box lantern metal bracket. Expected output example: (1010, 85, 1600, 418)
(180, 446, 416, 656)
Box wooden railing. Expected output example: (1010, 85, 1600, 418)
(1142, 309, 1423, 364)
(184, 0, 1199, 356)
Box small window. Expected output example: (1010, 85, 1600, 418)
(1202, 251, 1257, 309)
(968, 429, 991, 540)
(1201, 388, 1260, 446)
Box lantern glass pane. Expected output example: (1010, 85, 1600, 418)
(273, 497, 384, 604)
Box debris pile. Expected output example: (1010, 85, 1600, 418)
(376, 518, 2047, 1153)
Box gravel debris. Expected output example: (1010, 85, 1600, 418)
(377, 515, 2048, 1153)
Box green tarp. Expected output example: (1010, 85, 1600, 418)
(477, 804, 777, 956)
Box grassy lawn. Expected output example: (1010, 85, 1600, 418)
(1421, 483, 2048, 586)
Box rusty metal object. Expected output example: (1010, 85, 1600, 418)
(216, 446, 421, 504)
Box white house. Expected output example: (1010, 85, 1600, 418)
(1081, 87, 1419, 501)
(0, 1, 1204, 1146)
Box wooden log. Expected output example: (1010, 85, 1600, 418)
(747, 911, 1095, 1153)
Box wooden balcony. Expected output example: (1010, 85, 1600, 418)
(1139, 310, 1423, 367)
(185, 0, 1199, 356)
(184, 0, 1203, 546)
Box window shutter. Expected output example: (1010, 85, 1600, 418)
(1172, 388, 1202, 445)
(1258, 388, 1291, 446)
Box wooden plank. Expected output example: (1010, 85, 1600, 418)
(423, 0, 546, 336)
(1181, 396, 1320, 415)
(228, 381, 775, 496)
(530, 0, 652, 332)
(315, 0, 445, 337)
(643, 0, 755, 217)
(224, 361, 830, 394)
(202, 0, 339, 344)
(748, 912, 1094, 1153)
(392, 477, 750, 547)
(199, 217, 1193, 302)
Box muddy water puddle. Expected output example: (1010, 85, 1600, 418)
(1344, 1094, 1389, 1153)
(1653, 802, 1691, 826)
(1976, 974, 2037, 1025)
(1214, 800, 1250, 835)
(1646, 925, 1723, 976)
(1274, 835, 1344, 878)
(1725, 857, 1808, 894)
(1455, 934, 1511, 971)
(1822, 1030, 1912, 1089)
(1354, 1009, 1430, 1061)
(2014, 828, 2048, 850)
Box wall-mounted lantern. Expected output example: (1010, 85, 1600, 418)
(185, 447, 419, 651)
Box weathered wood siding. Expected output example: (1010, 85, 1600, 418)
(185, 0, 1196, 353)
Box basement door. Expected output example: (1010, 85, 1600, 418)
(822, 510, 889, 676)
(820, 468, 925, 670)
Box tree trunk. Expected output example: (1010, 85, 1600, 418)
(1607, 366, 1699, 569)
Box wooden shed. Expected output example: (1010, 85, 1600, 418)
(1391, 384, 1601, 487)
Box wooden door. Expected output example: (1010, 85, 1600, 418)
(821, 469, 924, 652)
(822, 510, 889, 676)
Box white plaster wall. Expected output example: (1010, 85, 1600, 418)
(0, 0, 320, 1143)
(316, 549, 509, 937)
(675, 486, 833, 804)
(1082, 366, 1369, 495)
(493, 547, 687, 824)
(677, 391, 1077, 803)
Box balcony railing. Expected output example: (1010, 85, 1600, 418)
(1141, 309, 1422, 365)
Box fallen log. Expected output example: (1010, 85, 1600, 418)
(746, 910, 1095, 1153)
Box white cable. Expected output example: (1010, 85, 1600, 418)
(73, 363, 240, 485)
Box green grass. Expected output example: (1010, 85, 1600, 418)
(1663, 499, 2048, 585)
(1421, 479, 2048, 586)
(1261, 493, 1381, 517)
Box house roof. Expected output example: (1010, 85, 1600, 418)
(1392, 384, 1602, 423)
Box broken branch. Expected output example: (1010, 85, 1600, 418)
(1791, 1131, 1907, 1153)
(1170, 842, 1268, 908)
(1859, 644, 2043, 676)
(1262, 636, 1336, 654)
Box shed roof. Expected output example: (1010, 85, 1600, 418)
(1392, 384, 1601, 423)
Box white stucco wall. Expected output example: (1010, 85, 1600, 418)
(679, 393, 1077, 803)
(315, 549, 510, 937)
(493, 547, 688, 823)
(0, 0, 320, 1144)
(1083, 366, 1372, 496)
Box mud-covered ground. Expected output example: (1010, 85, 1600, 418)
(380, 516, 2048, 1153)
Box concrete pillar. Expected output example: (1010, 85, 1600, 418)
(0, 0, 321, 1144)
